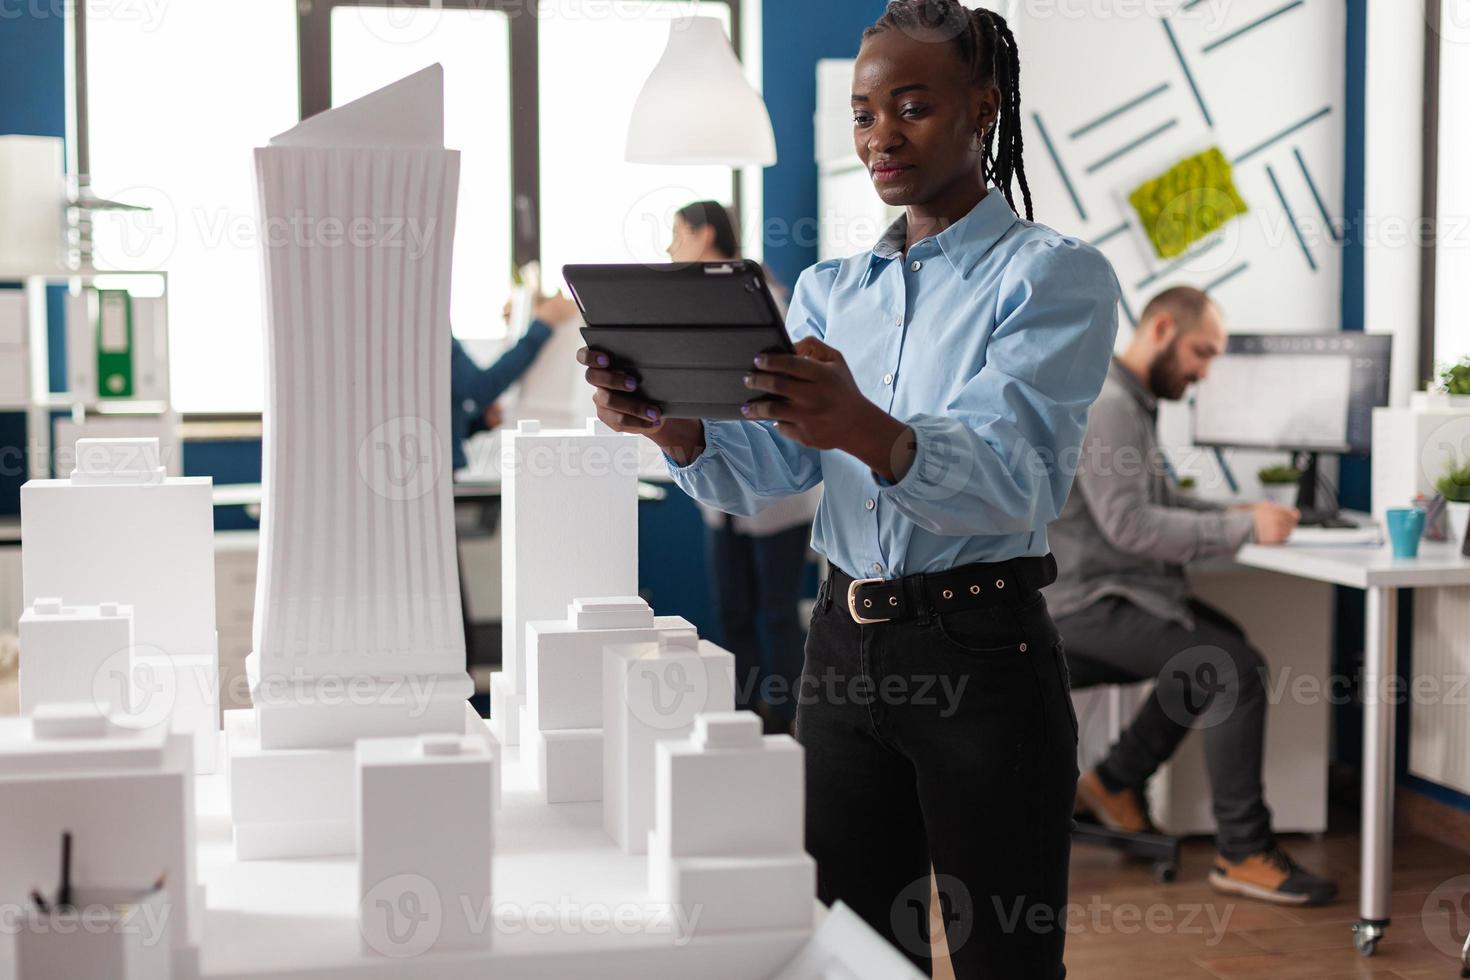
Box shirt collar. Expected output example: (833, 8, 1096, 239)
(1109, 357, 1158, 417)
(863, 188, 1018, 286)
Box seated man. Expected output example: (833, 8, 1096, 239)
(1050, 286, 1338, 907)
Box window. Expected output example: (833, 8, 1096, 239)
(84, 0, 300, 413)
(330, 6, 513, 340)
(80, 0, 742, 411)
(538, 2, 735, 280)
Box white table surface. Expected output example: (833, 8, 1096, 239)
(187, 740, 815, 980)
(1235, 538, 1470, 589)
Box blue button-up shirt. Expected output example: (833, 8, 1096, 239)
(669, 190, 1121, 579)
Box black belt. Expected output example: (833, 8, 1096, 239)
(828, 556, 1057, 625)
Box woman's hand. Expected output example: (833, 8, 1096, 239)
(576, 347, 705, 464)
(533, 293, 579, 328)
(742, 337, 915, 482)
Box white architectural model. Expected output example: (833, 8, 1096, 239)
(21, 437, 219, 773)
(227, 64, 474, 859)
(0, 704, 201, 977)
(18, 599, 133, 715)
(773, 902, 925, 980)
(524, 596, 695, 803)
(649, 712, 813, 934)
(491, 419, 641, 748)
(603, 631, 736, 854)
(356, 734, 494, 956)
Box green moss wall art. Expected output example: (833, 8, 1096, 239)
(1128, 147, 1249, 260)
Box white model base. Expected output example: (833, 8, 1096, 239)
(525, 726, 603, 803)
(175, 733, 816, 980)
(488, 670, 523, 747)
(649, 833, 816, 935)
(15, 886, 174, 980)
(772, 901, 925, 980)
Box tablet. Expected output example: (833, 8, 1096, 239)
(563, 260, 795, 420)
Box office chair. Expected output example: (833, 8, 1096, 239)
(1067, 652, 1182, 884)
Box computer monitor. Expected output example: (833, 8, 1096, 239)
(1192, 333, 1392, 523)
(1193, 333, 1392, 455)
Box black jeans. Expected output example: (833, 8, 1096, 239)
(797, 569, 1079, 979)
(1056, 595, 1273, 860)
(706, 520, 812, 724)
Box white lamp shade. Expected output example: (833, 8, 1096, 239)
(625, 16, 777, 167)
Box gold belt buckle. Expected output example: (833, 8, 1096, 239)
(846, 577, 892, 625)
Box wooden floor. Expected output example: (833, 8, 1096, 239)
(1050, 831, 1470, 979)
(925, 829, 1470, 978)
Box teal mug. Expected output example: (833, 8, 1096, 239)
(1386, 508, 1426, 558)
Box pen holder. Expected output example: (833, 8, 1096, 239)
(16, 886, 173, 980)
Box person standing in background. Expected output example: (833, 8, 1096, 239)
(670, 201, 821, 734)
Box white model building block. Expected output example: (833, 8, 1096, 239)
(357, 734, 494, 956)
(523, 597, 696, 802)
(18, 599, 134, 715)
(21, 436, 219, 774)
(494, 418, 640, 746)
(603, 631, 736, 854)
(0, 706, 201, 977)
(230, 66, 474, 857)
(648, 711, 813, 934)
(773, 901, 926, 980)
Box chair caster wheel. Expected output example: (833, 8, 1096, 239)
(1353, 921, 1383, 957)
(1152, 860, 1178, 884)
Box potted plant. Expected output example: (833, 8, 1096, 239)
(1258, 464, 1300, 507)
(1436, 456, 1470, 547)
(1420, 356, 1470, 409)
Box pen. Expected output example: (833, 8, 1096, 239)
(29, 887, 49, 914)
(58, 830, 73, 910)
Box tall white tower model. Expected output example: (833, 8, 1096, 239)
(227, 65, 474, 859)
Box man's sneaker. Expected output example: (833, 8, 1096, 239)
(1209, 847, 1338, 906)
(1076, 768, 1152, 834)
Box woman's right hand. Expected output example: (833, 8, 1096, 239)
(576, 347, 705, 461)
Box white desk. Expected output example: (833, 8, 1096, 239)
(1233, 537, 1470, 955)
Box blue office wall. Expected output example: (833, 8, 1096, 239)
(760, 1, 885, 290)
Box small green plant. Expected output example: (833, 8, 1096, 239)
(1438, 356, 1470, 396)
(1258, 464, 1301, 486)
(1436, 457, 1470, 504)
(1176, 476, 1197, 491)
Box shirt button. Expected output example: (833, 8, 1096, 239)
(883, 373, 894, 385)
(865, 498, 875, 511)
(911, 260, 922, 272)
(872, 563, 883, 575)
(894, 316, 903, 327)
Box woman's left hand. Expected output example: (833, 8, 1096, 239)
(742, 339, 914, 482)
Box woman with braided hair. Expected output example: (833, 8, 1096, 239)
(581, 2, 1119, 974)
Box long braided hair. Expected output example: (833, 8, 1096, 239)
(863, 0, 1033, 221)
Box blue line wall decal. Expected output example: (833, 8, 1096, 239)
(1204, 261, 1251, 292)
(1033, 112, 1088, 223)
(1266, 163, 1318, 272)
(1234, 106, 1332, 164)
(1069, 82, 1172, 140)
(1294, 147, 1343, 242)
(1202, 0, 1305, 55)
(1162, 19, 1214, 128)
(1085, 118, 1180, 174)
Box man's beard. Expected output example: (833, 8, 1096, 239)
(1147, 340, 1191, 401)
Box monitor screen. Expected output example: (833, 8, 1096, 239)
(1192, 333, 1392, 455)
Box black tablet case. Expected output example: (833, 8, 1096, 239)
(565, 261, 794, 420)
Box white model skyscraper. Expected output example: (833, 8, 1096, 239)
(228, 65, 475, 858)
